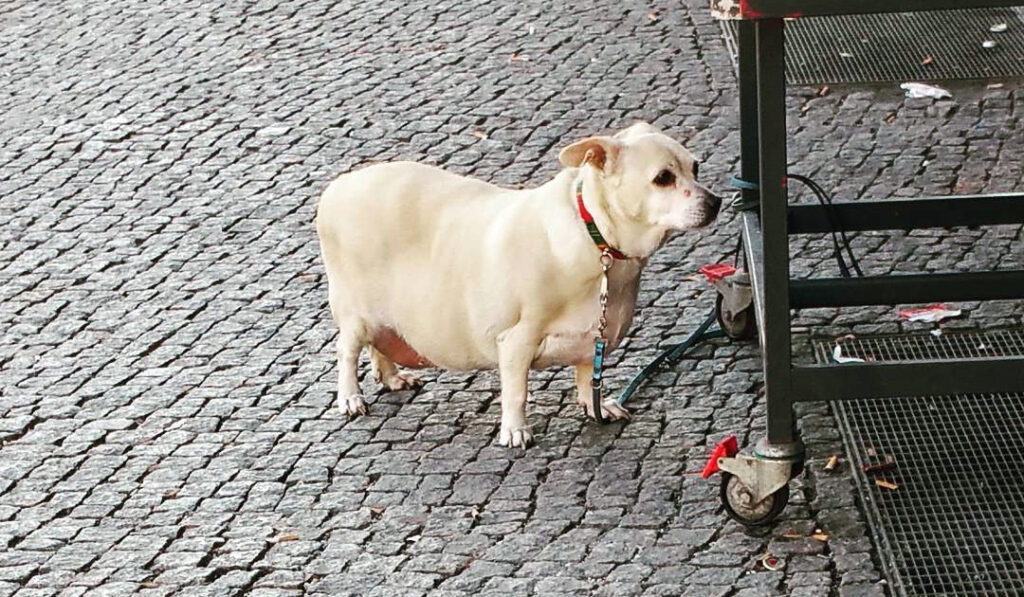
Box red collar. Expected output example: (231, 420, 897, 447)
(575, 178, 628, 260)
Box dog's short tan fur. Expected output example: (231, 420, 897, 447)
(317, 122, 720, 447)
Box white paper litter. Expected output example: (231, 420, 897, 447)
(839, 51, 854, 58)
(901, 82, 952, 99)
(930, 329, 943, 337)
(990, 23, 1008, 33)
(833, 345, 865, 364)
(982, 40, 998, 49)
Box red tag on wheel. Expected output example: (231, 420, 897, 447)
(701, 435, 739, 479)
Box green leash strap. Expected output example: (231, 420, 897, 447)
(615, 310, 723, 407)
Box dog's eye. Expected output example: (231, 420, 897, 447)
(692, 162, 699, 180)
(652, 169, 676, 187)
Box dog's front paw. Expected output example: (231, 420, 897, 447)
(340, 394, 368, 417)
(498, 423, 534, 448)
(578, 396, 631, 422)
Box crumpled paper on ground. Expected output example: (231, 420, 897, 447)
(833, 344, 865, 363)
(900, 82, 952, 99)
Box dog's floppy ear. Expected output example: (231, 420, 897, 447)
(558, 136, 621, 171)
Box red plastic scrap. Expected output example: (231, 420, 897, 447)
(699, 263, 737, 282)
(898, 303, 961, 322)
(739, 0, 764, 19)
(701, 435, 739, 479)
(739, 0, 802, 19)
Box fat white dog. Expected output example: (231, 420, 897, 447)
(316, 122, 721, 448)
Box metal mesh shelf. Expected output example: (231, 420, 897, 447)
(814, 329, 1024, 596)
(724, 8, 1024, 84)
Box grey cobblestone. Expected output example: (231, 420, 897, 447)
(1, 0, 1022, 595)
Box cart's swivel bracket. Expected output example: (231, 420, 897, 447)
(717, 456, 792, 504)
(712, 271, 752, 320)
(700, 264, 755, 340)
(703, 436, 799, 526)
(699, 264, 753, 315)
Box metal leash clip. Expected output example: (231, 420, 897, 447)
(591, 249, 614, 424)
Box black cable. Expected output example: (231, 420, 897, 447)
(787, 174, 848, 275)
(797, 175, 863, 277)
(787, 174, 863, 278)
(802, 175, 862, 277)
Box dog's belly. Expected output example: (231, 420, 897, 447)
(533, 304, 634, 370)
(533, 332, 595, 369)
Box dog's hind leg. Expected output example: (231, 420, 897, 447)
(370, 347, 423, 391)
(334, 317, 369, 417)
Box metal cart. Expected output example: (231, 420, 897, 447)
(708, 0, 1024, 526)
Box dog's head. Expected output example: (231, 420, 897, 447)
(559, 122, 721, 258)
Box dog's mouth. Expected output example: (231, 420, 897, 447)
(662, 210, 719, 238)
(688, 202, 723, 230)
(700, 209, 721, 228)
(654, 193, 723, 248)
(693, 193, 723, 229)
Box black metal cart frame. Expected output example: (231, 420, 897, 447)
(710, 0, 1024, 524)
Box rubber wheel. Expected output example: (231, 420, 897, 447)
(715, 293, 756, 341)
(719, 472, 789, 527)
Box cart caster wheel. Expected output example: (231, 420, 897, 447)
(716, 293, 756, 341)
(720, 472, 789, 526)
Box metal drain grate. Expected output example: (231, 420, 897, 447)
(814, 329, 1024, 596)
(724, 9, 1024, 84)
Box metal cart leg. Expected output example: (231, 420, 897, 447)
(737, 20, 760, 212)
(755, 19, 799, 453)
(719, 17, 803, 527)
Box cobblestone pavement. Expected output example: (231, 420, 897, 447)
(2, 1, 1023, 596)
